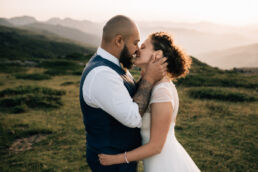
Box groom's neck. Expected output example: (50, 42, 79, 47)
(100, 43, 120, 60)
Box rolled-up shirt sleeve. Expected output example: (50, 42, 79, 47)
(82, 66, 142, 128)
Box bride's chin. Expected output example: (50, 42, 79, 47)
(134, 63, 140, 67)
(133, 60, 146, 69)
(134, 63, 143, 69)
(133, 61, 140, 67)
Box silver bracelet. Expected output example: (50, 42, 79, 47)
(124, 152, 129, 164)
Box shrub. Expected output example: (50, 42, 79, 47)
(65, 53, 93, 61)
(176, 74, 258, 89)
(61, 81, 80, 86)
(0, 63, 28, 74)
(12, 104, 27, 113)
(0, 85, 65, 97)
(39, 60, 84, 76)
(15, 73, 51, 80)
(188, 88, 257, 102)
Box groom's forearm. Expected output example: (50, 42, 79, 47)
(133, 78, 153, 116)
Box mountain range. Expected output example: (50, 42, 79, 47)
(2, 16, 101, 47)
(0, 15, 257, 69)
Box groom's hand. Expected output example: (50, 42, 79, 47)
(143, 55, 168, 85)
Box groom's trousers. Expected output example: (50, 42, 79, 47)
(86, 146, 138, 172)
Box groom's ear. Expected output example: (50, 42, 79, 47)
(114, 34, 124, 48)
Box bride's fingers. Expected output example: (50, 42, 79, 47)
(159, 57, 167, 64)
(99, 158, 105, 164)
(155, 53, 162, 60)
(98, 154, 106, 158)
(98, 154, 111, 166)
(149, 54, 156, 63)
(99, 159, 109, 166)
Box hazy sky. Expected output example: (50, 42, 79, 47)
(1, 0, 258, 25)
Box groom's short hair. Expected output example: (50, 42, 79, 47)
(102, 15, 137, 43)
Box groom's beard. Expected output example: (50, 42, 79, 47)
(119, 45, 134, 69)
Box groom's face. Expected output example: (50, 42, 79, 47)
(119, 28, 140, 69)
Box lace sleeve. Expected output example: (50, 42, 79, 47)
(149, 85, 175, 108)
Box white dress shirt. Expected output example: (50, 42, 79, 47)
(82, 47, 142, 128)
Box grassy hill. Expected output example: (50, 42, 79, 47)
(0, 18, 13, 27)
(0, 29, 257, 171)
(176, 57, 258, 89)
(0, 25, 95, 60)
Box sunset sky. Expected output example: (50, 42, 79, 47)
(1, 0, 258, 25)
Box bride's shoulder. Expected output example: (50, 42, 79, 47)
(149, 82, 175, 105)
(153, 81, 174, 91)
(152, 82, 174, 95)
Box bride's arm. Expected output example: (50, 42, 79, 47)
(98, 101, 173, 165)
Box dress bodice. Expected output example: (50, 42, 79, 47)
(140, 81, 179, 144)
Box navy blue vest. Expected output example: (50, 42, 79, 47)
(79, 55, 141, 154)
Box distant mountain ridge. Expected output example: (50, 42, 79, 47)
(9, 16, 37, 26)
(22, 22, 100, 47)
(46, 17, 102, 36)
(198, 43, 258, 69)
(139, 26, 252, 55)
(3, 16, 101, 47)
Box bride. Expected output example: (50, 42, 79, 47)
(98, 32, 200, 172)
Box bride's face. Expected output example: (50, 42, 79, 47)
(134, 38, 154, 67)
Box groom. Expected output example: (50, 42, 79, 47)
(79, 15, 167, 172)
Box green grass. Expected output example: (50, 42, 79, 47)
(0, 56, 257, 171)
(60, 81, 80, 86)
(15, 73, 51, 80)
(175, 88, 258, 171)
(0, 86, 65, 113)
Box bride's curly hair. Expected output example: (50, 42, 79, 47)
(149, 32, 192, 79)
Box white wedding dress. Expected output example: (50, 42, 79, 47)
(140, 81, 200, 172)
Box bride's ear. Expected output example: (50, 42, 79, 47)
(154, 50, 163, 59)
